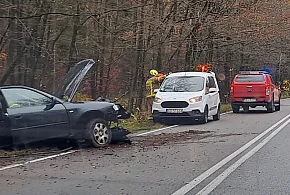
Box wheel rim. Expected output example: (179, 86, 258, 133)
(93, 123, 109, 145)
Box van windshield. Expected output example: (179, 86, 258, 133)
(159, 76, 205, 92)
(235, 75, 265, 82)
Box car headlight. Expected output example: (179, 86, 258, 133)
(189, 96, 202, 103)
(113, 104, 119, 111)
(154, 97, 162, 103)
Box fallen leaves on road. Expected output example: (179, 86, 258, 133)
(131, 130, 213, 148)
(0, 130, 259, 168)
(0, 144, 72, 167)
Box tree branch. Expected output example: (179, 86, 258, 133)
(0, 3, 155, 20)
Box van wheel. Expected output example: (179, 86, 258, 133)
(153, 117, 161, 124)
(213, 105, 220, 121)
(232, 105, 239, 113)
(200, 106, 208, 124)
(275, 98, 281, 111)
(267, 97, 275, 113)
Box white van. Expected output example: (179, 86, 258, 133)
(152, 71, 221, 124)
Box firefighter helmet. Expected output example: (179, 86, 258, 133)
(150, 69, 158, 76)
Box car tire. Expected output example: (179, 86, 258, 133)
(242, 106, 249, 112)
(232, 104, 239, 113)
(200, 106, 208, 124)
(153, 117, 161, 124)
(275, 98, 281, 111)
(213, 105, 220, 121)
(267, 97, 275, 113)
(86, 118, 112, 147)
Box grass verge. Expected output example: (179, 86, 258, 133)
(281, 92, 290, 99)
(221, 103, 232, 113)
(121, 103, 232, 133)
(119, 120, 164, 134)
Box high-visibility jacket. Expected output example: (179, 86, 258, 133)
(145, 75, 165, 98)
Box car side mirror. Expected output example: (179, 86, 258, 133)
(44, 97, 58, 111)
(154, 89, 159, 93)
(209, 88, 217, 93)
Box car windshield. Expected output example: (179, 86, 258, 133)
(235, 75, 265, 82)
(159, 76, 205, 92)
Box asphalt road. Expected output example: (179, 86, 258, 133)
(1, 99, 290, 195)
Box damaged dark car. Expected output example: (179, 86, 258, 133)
(0, 59, 131, 149)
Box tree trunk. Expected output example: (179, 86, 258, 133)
(67, 1, 80, 72)
(29, 3, 49, 87)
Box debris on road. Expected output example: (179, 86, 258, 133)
(0, 129, 258, 168)
(0, 147, 67, 167)
(131, 130, 213, 148)
(111, 126, 132, 144)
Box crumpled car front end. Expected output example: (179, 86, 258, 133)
(96, 98, 132, 144)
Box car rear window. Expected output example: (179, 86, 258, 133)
(235, 75, 265, 82)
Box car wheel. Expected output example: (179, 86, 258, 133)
(153, 117, 161, 124)
(86, 118, 112, 147)
(232, 104, 239, 113)
(200, 106, 208, 124)
(213, 105, 220, 121)
(242, 106, 249, 112)
(267, 97, 275, 113)
(275, 98, 281, 111)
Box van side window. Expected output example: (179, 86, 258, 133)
(206, 78, 210, 88)
(208, 77, 216, 88)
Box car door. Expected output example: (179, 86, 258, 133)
(208, 76, 219, 115)
(205, 77, 213, 111)
(1, 87, 70, 144)
(0, 91, 12, 147)
(269, 75, 280, 102)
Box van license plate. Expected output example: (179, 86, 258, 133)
(166, 109, 183, 113)
(244, 98, 256, 102)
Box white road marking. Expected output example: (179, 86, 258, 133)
(135, 125, 179, 136)
(197, 117, 290, 195)
(134, 111, 233, 137)
(0, 150, 77, 171)
(171, 113, 290, 195)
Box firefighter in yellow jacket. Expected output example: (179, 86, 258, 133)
(145, 69, 166, 118)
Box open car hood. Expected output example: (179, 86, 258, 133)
(54, 59, 95, 102)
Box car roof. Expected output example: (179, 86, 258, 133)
(0, 85, 35, 90)
(0, 85, 63, 101)
(235, 73, 268, 78)
(237, 71, 270, 75)
(167, 72, 215, 78)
